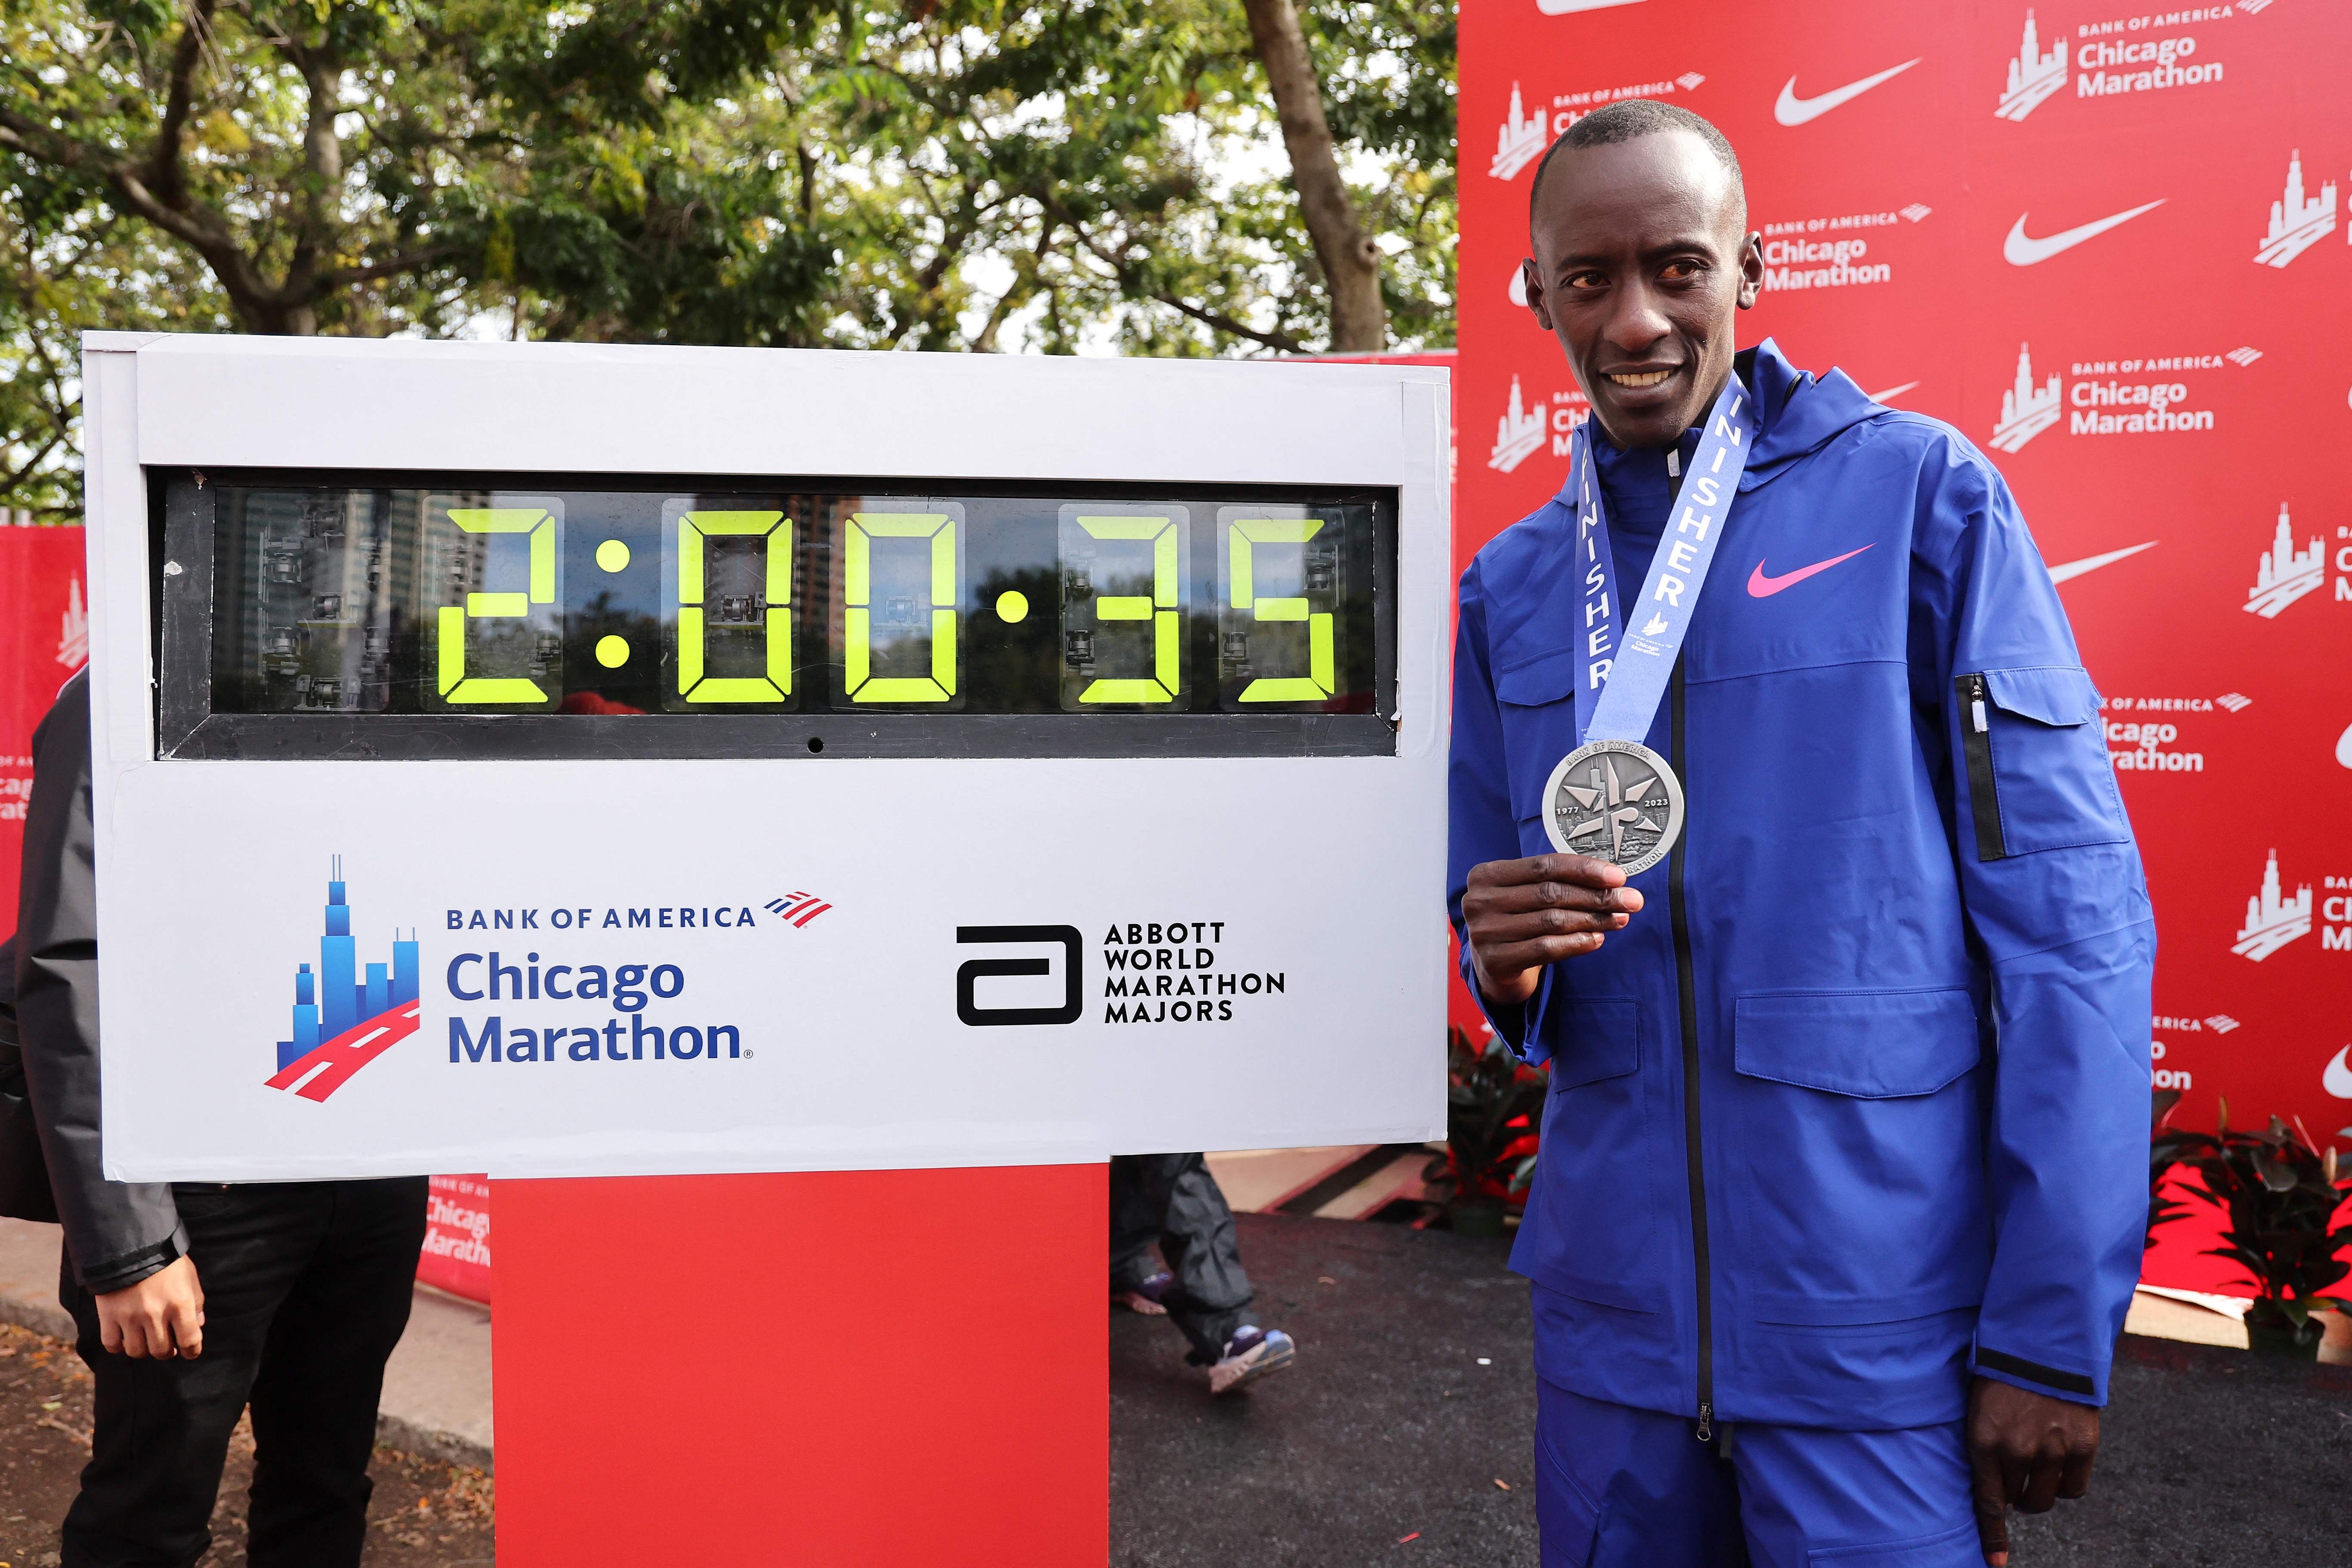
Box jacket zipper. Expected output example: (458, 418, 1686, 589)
(1669, 659, 1713, 1442)
(1957, 673, 2006, 861)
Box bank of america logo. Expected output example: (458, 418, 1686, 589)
(2233, 850, 2310, 962)
(1491, 82, 1548, 180)
(766, 891, 833, 928)
(1990, 343, 2062, 453)
(2216, 691, 2251, 713)
(265, 858, 421, 1101)
(2245, 504, 2325, 618)
(1996, 11, 2068, 122)
(2254, 151, 2337, 268)
(1489, 377, 1547, 473)
(2204, 1014, 2240, 1034)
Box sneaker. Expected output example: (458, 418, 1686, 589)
(1207, 1325, 1296, 1395)
(1112, 1269, 1171, 1316)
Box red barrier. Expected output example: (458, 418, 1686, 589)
(0, 527, 86, 931)
(419, 1174, 493, 1303)
(492, 1165, 1106, 1563)
(1460, 1, 2352, 1145)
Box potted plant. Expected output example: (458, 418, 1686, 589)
(1422, 1027, 1548, 1237)
(2169, 1105, 2351, 1359)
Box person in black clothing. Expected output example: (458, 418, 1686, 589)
(8, 671, 428, 1568)
(1109, 1152, 1295, 1395)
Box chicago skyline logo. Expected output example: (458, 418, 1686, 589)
(1996, 11, 2067, 121)
(2244, 504, 2326, 618)
(1491, 83, 1547, 180)
(1991, 343, 2063, 453)
(1489, 376, 1548, 473)
(57, 577, 87, 669)
(1486, 71, 1706, 182)
(265, 858, 422, 1101)
(2233, 849, 2310, 962)
(2253, 150, 2337, 268)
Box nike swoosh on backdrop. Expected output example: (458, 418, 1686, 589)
(2003, 200, 2167, 265)
(1867, 381, 1921, 404)
(1773, 59, 1922, 126)
(1748, 544, 1874, 597)
(2047, 541, 2157, 584)
(2325, 1046, 2352, 1101)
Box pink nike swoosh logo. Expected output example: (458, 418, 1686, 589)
(1747, 544, 1874, 597)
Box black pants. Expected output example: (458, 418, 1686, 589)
(58, 1177, 429, 1568)
(1109, 1153, 1252, 1359)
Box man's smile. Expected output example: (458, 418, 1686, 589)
(1605, 369, 1676, 389)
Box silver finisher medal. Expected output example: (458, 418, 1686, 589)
(1548, 375, 1758, 872)
(1541, 738, 1685, 874)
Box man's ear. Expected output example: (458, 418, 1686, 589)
(1521, 259, 1555, 331)
(1736, 232, 1764, 310)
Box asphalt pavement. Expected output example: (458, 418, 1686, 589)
(1110, 1213, 2351, 1568)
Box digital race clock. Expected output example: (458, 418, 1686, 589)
(159, 476, 1392, 758)
(82, 335, 1446, 1182)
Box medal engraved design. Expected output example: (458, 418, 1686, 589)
(1541, 739, 1685, 875)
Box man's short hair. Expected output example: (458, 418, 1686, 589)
(1528, 99, 1745, 235)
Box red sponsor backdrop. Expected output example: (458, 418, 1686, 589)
(418, 1173, 493, 1303)
(1461, 1, 2352, 1286)
(0, 527, 88, 933)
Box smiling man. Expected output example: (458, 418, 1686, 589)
(1448, 101, 2154, 1567)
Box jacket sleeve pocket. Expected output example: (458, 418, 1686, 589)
(1548, 998, 1640, 1091)
(1956, 666, 2127, 861)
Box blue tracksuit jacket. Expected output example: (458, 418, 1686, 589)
(1448, 340, 2154, 1432)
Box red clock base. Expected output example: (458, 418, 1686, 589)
(492, 1165, 1109, 1563)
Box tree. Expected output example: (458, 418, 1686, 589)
(1240, 0, 1382, 350)
(0, 0, 828, 337)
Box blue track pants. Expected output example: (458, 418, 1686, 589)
(1536, 1379, 1982, 1567)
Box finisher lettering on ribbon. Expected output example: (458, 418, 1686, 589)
(1544, 376, 1757, 875)
(1571, 375, 1756, 747)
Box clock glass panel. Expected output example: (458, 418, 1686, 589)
(198, 480, 1385, 723)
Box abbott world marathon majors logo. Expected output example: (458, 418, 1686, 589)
(953, 921, 1292, 1027)
(1993, 7, 2244, 124)
(1987, 342, 2255, 453)
(1487, 71, 1707, 183)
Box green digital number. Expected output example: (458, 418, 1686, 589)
(1074, 515, 1180, 704)
(676, 510, 791, 702)
(844, 512, 957, 703)
(1226, 517, 1333, 702)
(437, 507, 556, 703)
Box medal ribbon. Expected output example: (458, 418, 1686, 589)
(1570, 375, 1759, 747)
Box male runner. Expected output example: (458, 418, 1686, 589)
(1448, 101, 2151, 1566)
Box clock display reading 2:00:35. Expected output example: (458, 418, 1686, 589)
(202, 483, 1382, 720)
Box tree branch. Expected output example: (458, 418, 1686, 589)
(1238, 0, 1385, 351)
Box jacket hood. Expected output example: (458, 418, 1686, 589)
(1735, 337, 1885, 491)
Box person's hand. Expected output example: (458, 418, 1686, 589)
(1461, 853, 1643, 1007)
(1967, 1375, 2098, 1566)
(94, 1255, 205, 1359)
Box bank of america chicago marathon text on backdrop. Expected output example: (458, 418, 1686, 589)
(439, 905, 761, 1066)
(1098, 922, 1287, 1026)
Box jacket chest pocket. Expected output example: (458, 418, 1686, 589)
(1495, 648, 1583, 849)
(1956, 666, 2128, 860)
